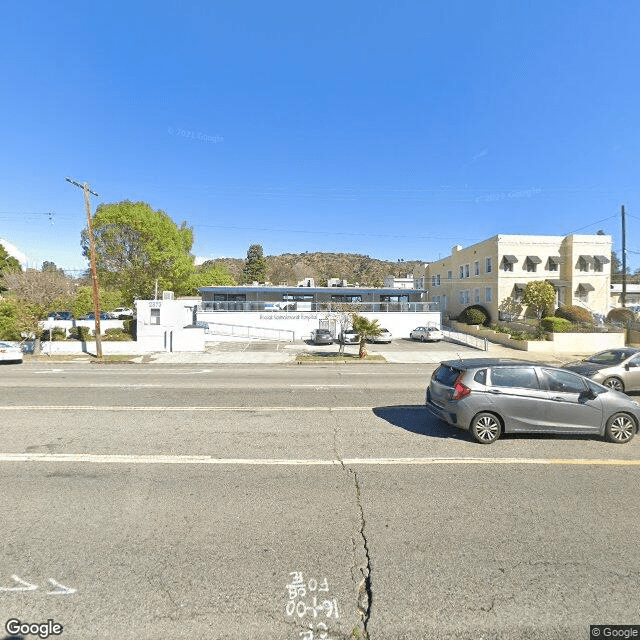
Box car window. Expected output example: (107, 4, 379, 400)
(542, 368, 587, 394)
(434, 365, 460, 387)
(628, 354, 640, 367)
(473, 369, 487, 385)
(585, 350, 625, 365)
(489, 366, 540, 389)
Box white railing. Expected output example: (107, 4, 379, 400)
(205, 322, 295, 342)
(441, 325, 488, 351)
(199, 302, 438, 313)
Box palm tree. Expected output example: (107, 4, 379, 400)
(352, 315, 381, 358)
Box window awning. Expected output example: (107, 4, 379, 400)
(546, 279, 563, 287)
(547, 256, 562, 265)
(594, 255, 610, 264)
(577, 283, 595, 292)
(525, 255, 542, 264)
(501, 255, 518, 264)
(578, 255, 594, 265)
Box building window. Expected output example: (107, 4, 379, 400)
(593, 255, 610, 272)
(485, 287, 492, 302)
(501, 255, 517, 272)
(547, 256, 561, 272)
(431, 275, 441, 287)
(447, 270, 453, 280)
(474, 261, 480, 276)
(577, 255, 592, 272)
(465, 264, 470, 278)
(576, 283, 595, 302)
(474, 288, 480, 303)
(486, 257, 492, 273)
(524, 256, 542, 272)
(459, 266, 464, 279)
(150, 309, 160, 325)
(458, 290, 470, 304)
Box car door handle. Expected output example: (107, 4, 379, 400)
(488, 389, 502, 394)
(552, 396, 565, 402)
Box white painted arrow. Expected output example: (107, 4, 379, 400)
(0, 574, 38, 591)
(46, 578, 76, 595)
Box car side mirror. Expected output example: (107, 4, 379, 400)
(581, 389, 597, 400)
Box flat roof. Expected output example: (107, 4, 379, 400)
(198, 286, 427, 294)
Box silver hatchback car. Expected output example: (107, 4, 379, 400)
(426, 358, 639, 444)
(561, 348, 640, 393)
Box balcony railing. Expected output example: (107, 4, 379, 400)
(199, 301, 439, 313)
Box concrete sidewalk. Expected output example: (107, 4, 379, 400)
(135, 338, 585, 365)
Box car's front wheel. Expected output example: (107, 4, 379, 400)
(605, 413, 636, 444)
(420, 335, 426, 343)
(470, 412, 502, 444)
(602, 377, 625, 393)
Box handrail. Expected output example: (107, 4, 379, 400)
(205, 321, 295, 342)
(441, 325, 488, 351)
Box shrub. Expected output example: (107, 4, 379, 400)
(103, 328, 132, 341)
(68, 326, 92, 341)
(555, 305, 592, 324)
(122, 318, 136, 339)
(607, 307, 635, 324)
(41, 327, 67, 341)
(458, 305, 489, 326)
(541, 316, 572, 333)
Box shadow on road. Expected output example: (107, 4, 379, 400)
(372, 405, 474, 442)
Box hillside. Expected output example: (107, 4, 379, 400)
(203, 252, 426, 287)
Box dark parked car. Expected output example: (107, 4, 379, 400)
(48, 311, 74, 321)
(83, 312, 111, 320)
(311, 329, 333, 345)
(561, 348, 640, 393)
(426, 358, 638, 444)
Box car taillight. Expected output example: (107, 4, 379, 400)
(452, 374, 471, 400)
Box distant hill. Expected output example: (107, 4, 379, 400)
(202, 252, 426, 287)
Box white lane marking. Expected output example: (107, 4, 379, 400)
(32, 369, 65, 374)
(289, 384, 352, 388)
(46, 578, 76, 595)
(0, 454, 638, 466)
(0, 405, 380, 411)
(0, 574, 38, 591)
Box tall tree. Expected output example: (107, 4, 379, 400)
(81, 201, 195, 303)
(0, 243, 21, 292)
(522, 281, 556, 320)
(242, 244, 268, 284)
(3, 268, 77, 309)
(352, 315, 381, 359)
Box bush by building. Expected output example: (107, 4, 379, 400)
(540, 316, 572, 333)
(458, 305, 490, 326)
(607, 307, 636, 324)
(555, 305, 592, 324)
(103, 328, 133, 341)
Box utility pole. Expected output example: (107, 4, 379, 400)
(65, 177, 103, 359)
(622, 204, 627, 308)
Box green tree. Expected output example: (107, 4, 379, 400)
(352, 315, 381, 359)
(522, 281, 556, 320)
(186, 263, 236, 294)
(81, 201, 195, 304)
(242, 244, 267, 284)
(64, 286, 124, 319)
(0, 243, 21, 292)
(0, 297, 41, 340)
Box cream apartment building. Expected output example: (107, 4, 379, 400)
(424, 234, 612, 321)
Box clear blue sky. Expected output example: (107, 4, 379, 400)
(2, 1, 640, 274)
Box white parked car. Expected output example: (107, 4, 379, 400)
(0, 342, 23, 363)
(339, 330, 360, 344)
(410, 325, 444, 342)
(367, 328, 392, 343)
(109, 307, 134, 318)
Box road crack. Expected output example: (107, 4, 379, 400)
(333, 427, 372, 639)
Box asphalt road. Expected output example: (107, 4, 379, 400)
(0, 362, 638, 640)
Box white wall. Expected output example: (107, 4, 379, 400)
(197, 310, 442, 340)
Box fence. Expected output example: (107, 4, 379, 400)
(205, 322, 295, 342)
(441, 325, 488, 351)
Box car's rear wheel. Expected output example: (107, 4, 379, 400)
(602, 377, 625, 393)
(470, 412, 502, 444)
(605, 413, 636, 444)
